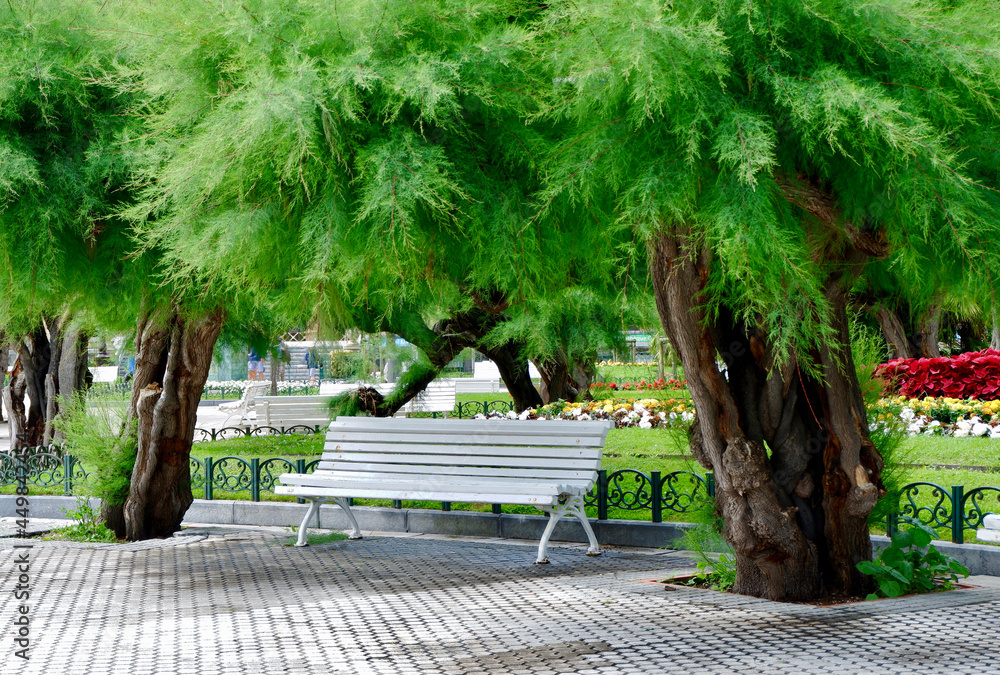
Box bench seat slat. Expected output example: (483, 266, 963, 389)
(279, 473, 589, 496)
(281, 471, 592, 490)
(318, 452, 601, 471)
(274, 484, 561, 506)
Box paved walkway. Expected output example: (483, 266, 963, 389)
(2, 527, 999, 674)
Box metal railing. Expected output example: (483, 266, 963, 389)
(3, 447, 998, 541)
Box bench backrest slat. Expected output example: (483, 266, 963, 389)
(318, 455, 601, 472)
(311, 462, 598, 481)
(323, 442, 601, 459)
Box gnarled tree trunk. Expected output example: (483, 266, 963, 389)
(874, 302, 941, 359)
(118, 306, 224, 541)
(534, 350, 596, 404)
(649, 221, 884, 601)
(13, 324, 52, 449)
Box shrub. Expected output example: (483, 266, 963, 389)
(51, 498, 120, 543)
(56, 392, 137, 510)
(857, 516, 969, 600)
(877, 349, 1000, 400)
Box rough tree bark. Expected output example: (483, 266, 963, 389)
(120, 307, 224, 540)
(534, 350, 596, 404)
(874, 302, 941, 359)
(648, 198, 886, 601)
(12, 324, 52, 449)
(479, 340, 543, 412)
(0, 340, 8, 423)
(359, 300, 543, 415)
(4, 359, 26, 451)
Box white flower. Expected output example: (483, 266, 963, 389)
(657, 412, 667, 421)
(579, 413, 591, 421)
(633, 403, 646, 414)
(639, 417, 652, 429)
(899, 408, 916, 422)
(518, 409, 532, 420)
(505, 410, 518, 420)
(473, 413, 486, 420)
(972, 422, 990, 437)
(669, 412, 678, 420)
(681, 411, 695, 422)
(954, 428, 970, 437)
(929, 420, 941, 428)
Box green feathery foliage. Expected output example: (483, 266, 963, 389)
(539, 0, 1000, 366)
(0, 1, 150, 335)
(114, 0, 635, 362)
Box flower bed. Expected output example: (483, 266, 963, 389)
(589, 378, 687, 395)
(474, 397, 695, 429)
(869, 396, 1000, 437)
(876, 349, 1000, 400)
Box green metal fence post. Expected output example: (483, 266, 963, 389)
(597, 470, 609, 520)
(951, 485, 964, 544)
(392, 500, 402, 509)
(886, 512, 898, 537)
(442, 502, 451, 512)
(63, 455, 73, 496)
(295, 459, 306, 504)
(204, 457, 213, 500)
(650, 471, 662, 523)
(250, 458, 260, 502)
(706, 472, 716, 499)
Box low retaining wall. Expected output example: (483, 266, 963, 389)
(4, 496, 998, 576)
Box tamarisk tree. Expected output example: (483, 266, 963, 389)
(0, 1, 136, 448)
(542, 0, 1000, 600)
(120, 0, 631, 414)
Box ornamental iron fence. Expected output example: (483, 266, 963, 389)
(3, 444, 999, 543)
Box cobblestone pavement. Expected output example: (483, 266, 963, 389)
(2, 528, 999, 674)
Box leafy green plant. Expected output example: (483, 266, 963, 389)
(56, 392, 137, 511)
(676, 553, 737, 592)
(50, 498, 120, 543)
(668, 517, 737, 591)
(857, 516, 969, 600)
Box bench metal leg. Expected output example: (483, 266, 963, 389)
(534, 495, 600, 564)
(332, 497, 363, 539)
(295, 497, 363, 546)
(295, 498, 326, 547)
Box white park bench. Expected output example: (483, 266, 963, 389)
(218, 382, 271, 426)
(257, 395, 333, 430)
(396, 380, 456, 417)
(977, 514, 1000, 543)
(275, 417, 611, 563)
(451, 378, 509, 394)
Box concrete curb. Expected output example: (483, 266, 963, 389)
(4, 495, 998, 575)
